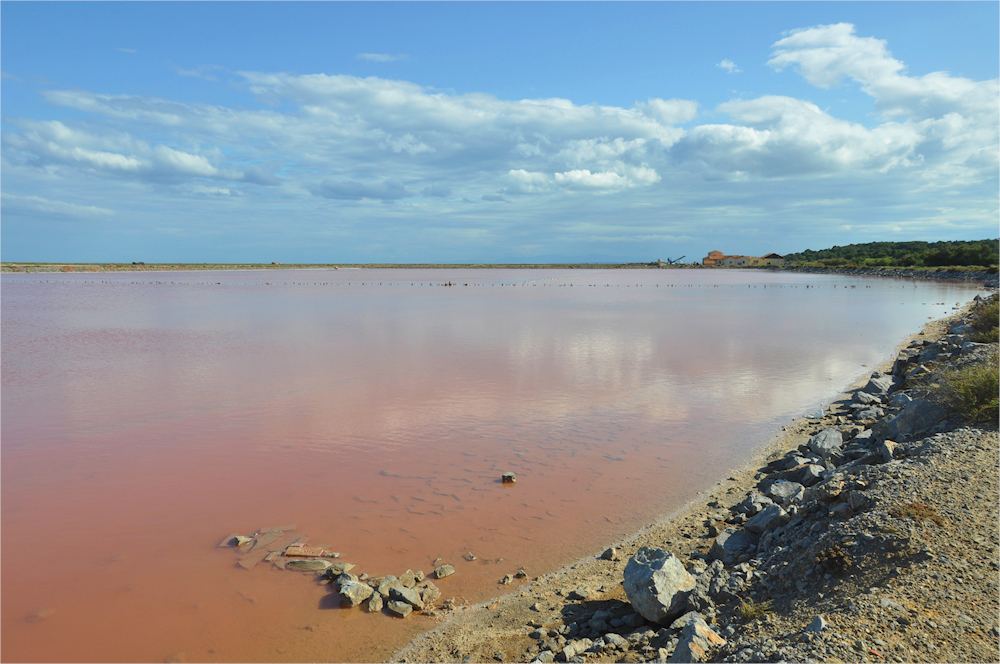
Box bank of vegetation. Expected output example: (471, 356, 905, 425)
(782, 239, 999, 271)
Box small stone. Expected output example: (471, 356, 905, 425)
(463, 552, 477, 562)
(367, 593, 384, 612)
(502, 472, 516, 484)
(414, 570, 425, 582)
(535, 650, 555, 663)
(877, 440, 897, 463)
(600, 547, 618, 561)
(500, 574, 514, 585)
(320, 551, 341, 558)
(805, 615, 829, 633)
(515, 567, 528, 578)
(531, 602, 543, 612)
(567, 589, 591, 601)
(435, 564, 456, 579)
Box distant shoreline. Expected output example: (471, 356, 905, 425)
(2, 261, 996, 286)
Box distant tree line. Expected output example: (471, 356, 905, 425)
(783, 239, 999, 270)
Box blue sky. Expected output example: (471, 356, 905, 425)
(2, 2, 997, 263)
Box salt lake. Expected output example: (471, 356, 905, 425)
(0, 268, 986, 662)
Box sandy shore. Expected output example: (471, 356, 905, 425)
(392, 298, 998, 664)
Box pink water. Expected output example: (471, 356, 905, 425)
(1, 269, 985, 662)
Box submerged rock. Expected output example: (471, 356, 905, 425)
(286, 559, 334, 572)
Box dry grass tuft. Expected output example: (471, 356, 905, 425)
(889, 502, 947, 527)
(814, 544, 854, 573)
(736, 598, 773, 621)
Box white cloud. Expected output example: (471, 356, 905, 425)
(1, 22, 995, 259)
(717, 59, 741, 74)
(356, 53, 407, 62)
(1, 192, 114, 217)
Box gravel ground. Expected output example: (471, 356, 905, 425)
(392, 300, 999, 664)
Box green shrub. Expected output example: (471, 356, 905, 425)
(938, 351, 999, 423)
(969, 296, 999, 343)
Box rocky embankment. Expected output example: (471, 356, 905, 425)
(394, 298, 999, 664)
(772, 265, 999, 288)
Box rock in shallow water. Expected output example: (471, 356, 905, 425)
(434, 565, 456, 579)
(339, 581, 374, 607)
(387, 600, 412, 618)
(286, 559, 334, 572)
(623, 547, 695, 625)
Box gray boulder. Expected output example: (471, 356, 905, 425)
(339, 580, 374, 607)
(767, 480, 804, 505)
(808, 428, 843, 459)
(893, 349, 919, 376)
(855, 391, 881, 405)
(875, 398, 947, 439)
(367, 593, 383, 612)
(668, 621, 726, 663)
(854, 407, 884, 421)
(950, 322, 974, 335)
(888, 393, 913, 409)
(623, 547, 696, 624)
(734, 493, 773, 516)
(793, 464, 826, 487)
(864, 372, 897, 397)
(745, 504, 789, 534)
(708, 528, 757, 564)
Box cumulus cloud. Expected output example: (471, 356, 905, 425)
(768, 23, 998, 122)
(717, 59, 741, 74)
(1, 22, 995, 258)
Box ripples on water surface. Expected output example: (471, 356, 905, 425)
(1, 269, 985, 662)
